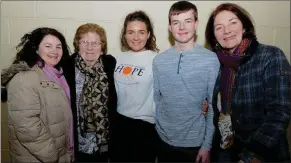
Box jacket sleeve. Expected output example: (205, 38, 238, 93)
(152, 58, 162, 115)
(7, 72, 58, 163)
(106, 55, 118, 131)
(104, 54, 117, 111)
(246, 47, 291, 159)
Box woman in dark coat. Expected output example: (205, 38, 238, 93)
(63, 23, 117, 162)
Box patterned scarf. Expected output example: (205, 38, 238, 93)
(75, 54, 109, 146)
(216, 38, 252, 114)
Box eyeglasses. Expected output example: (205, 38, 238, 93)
(79, 40, 102, 48)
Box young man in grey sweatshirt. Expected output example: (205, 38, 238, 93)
(153, 1, 220, 162)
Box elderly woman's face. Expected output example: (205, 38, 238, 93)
(78, 32, 102, 65)
(37, 34, 63, 67)
(214, 10, 244, 53)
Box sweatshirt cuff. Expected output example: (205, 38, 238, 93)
(201, 142, 211, 151)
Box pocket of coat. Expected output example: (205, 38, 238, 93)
(40, 81, 62, 90)
(40, 81, 64, 108)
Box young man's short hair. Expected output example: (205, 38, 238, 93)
(168, 1, 198, 24)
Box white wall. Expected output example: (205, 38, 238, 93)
(1, 1, 290, 69)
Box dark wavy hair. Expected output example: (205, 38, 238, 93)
(13, 27, 71, 69)
(120, 10, 159, 52)
(205, 3, 256, 51)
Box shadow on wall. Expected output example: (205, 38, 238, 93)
(203, 41, 211, 50)
(168, 30, 175, 46)
(1, 87, 7, 103)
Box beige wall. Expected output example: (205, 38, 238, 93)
(1, 1, 290, 162)
(0, 1, 290, 71)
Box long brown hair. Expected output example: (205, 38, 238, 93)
(120, 10, 159, 52)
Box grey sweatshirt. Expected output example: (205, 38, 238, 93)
(152, 44, 220, 150)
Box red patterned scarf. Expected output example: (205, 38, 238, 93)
(216, 38, 252, 114)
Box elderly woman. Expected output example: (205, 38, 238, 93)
(1, 27, 73, 162)
(205, 3, 291, 163)
(63, 23, 117, 162)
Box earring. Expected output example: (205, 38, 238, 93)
(215, 42, 222, 50)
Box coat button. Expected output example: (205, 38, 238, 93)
(280, 70, 285, 76)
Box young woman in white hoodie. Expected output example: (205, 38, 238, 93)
(110, 10, 159, 163)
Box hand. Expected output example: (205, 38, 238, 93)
(69, 146, 75, 162)
(238, 160, 244, 163)
(196, 147, 210, 163)
(202, 100, 208, 116)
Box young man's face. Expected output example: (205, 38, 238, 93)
(168, 9, 199, 44)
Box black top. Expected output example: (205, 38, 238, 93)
(63, 53, 117, 160)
